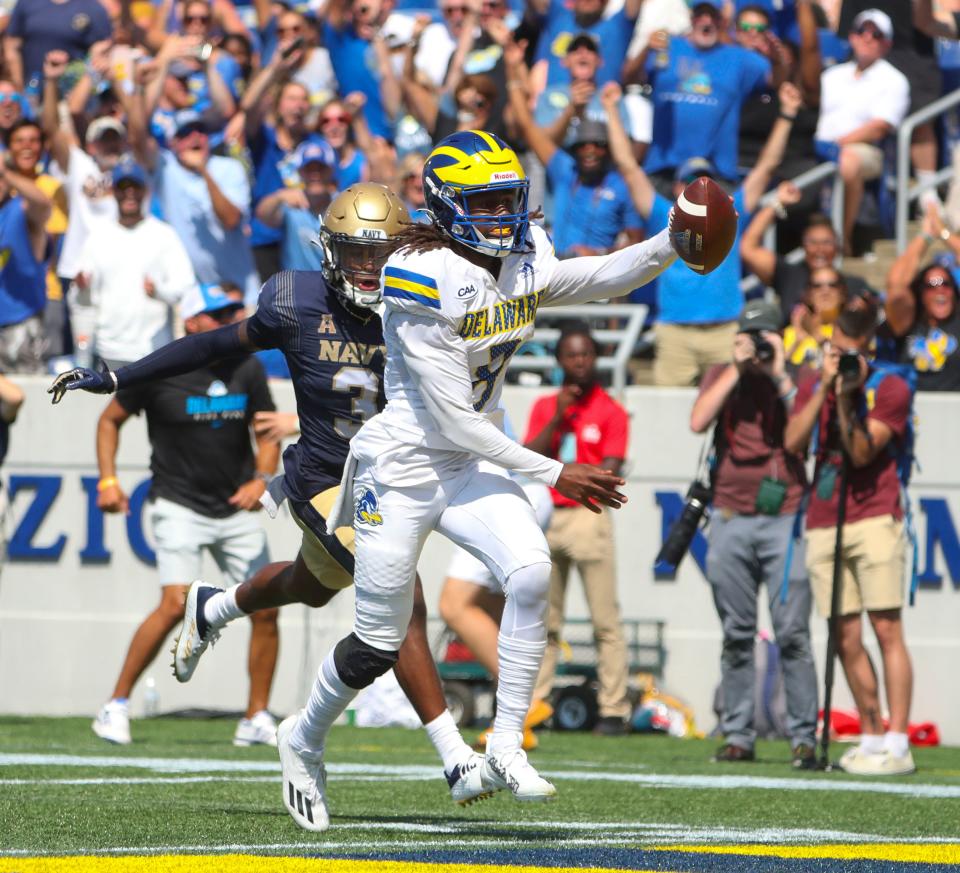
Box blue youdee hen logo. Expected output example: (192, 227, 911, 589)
(356, 488, 384, 526)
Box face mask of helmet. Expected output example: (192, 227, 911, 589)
(431, 179, 530, 258)
(325, 236, 392, 308)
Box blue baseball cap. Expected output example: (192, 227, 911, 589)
(172, 108, 208, 137)
(297, 141, 336, 170)
(180, 283, 243, 319)
(112, 158, 147, 187)
(675, 156, 716, 182)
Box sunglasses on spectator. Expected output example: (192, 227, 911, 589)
(922, 276, 951, 289)
(278, 25, 303, 35)
(810, 280, 842, 289)
(853, 24, 883, 39)
(443, 5, 469, 15)
(0, 93, 25, 106)
(321, 113, 351, 125)
(738, 21, 769, 33)
(184, 13, 211, 23)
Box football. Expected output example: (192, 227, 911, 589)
(669, 177, 738, 275)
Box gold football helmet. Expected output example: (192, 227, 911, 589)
(319, 183, 412, 309)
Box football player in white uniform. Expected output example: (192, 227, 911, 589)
(277, 130, 685, 831)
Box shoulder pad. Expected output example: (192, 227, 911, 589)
(382, 249, 470, 324)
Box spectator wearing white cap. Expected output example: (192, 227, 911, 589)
(255, 144, 337, 272)
(74, 158, 197, 370)
(41, 51, 130, 286)
(814, 8, 909, 253)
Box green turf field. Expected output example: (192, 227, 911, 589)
(2, 716, 960, 871)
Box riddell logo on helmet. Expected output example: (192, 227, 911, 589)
(491, 172, 519, 182)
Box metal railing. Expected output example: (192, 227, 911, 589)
(896, 88, 960, 253)
(506, 303, 647, 397)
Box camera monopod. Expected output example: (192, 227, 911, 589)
(818, 451, 850, 771)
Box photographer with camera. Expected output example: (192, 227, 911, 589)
(689, 300, 818, 768)
(785, 306, 916, 776)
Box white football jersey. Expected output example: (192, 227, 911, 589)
(348, 225, 675, 486)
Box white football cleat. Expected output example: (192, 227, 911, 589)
(277, 714, 330, 832)
(445, 751, 499, 806)
(172, 581, 222, 682)
(234, 710, 278, 747)
(92, 700, 131, 745)
(484, 745, 557, 802)
(840, 747, 916, 776)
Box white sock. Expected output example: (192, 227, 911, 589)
(424, 709, 472, 772)
(884, 731, 910, 758)
(203, 586, 245, 628)
(491, 634, 546, 754)
(860, 733, 885, 755)
(290, 649, 358, 756)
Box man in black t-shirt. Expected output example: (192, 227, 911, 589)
(90, 284, 281, 748)
(741, 208, 878, 320)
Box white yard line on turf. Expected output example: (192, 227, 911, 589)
(2, 753, 960, 799)
(2, 824, 960, 858)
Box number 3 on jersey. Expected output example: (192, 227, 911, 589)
(332, 367, 380, 438)
(472, 339, 521, 411)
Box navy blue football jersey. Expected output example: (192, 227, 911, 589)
(246, 271, 386, 503)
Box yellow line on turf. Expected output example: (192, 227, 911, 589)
(656, 843, 960, 864)
(10, 857, 670, 873)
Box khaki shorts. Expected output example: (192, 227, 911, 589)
(844, 142, 884, 181)
(806, 515, 906, 617)
(291, 486, 355, 591)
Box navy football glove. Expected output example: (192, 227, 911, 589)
(48, 362, 118, 404)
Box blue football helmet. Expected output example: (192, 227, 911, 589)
(422, 130, 530, 258)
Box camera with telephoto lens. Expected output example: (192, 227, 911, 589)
(838, 350, 861, 380)
(744, 329, 774, 363)
(656, 479, 712, 567)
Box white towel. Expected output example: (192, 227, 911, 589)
(324, 451, 358, 534)
(259, 474, 287, 519)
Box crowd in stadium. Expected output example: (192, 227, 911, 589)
(1, 0, 960, 387)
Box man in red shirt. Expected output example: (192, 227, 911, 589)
(786, 306, 915, 776)
(525, 322, 631, 734)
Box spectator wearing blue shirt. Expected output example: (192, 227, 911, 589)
(133, 109, 259, 306)
(258, 8, 338, 112)
(603, 80, 801, 386)
(535, 33, 649, 158)
(322, 0, 401, 141)
(510, 76, 643, 258)
(639, 1, 770, 188)
(240, 41, 334, 282)
(4, 0, 111, 92)
(0, 158, 52, 373)
(255, 143, 337, 272)
(0, 81, 28, 141)
(530, 0, 642, 91)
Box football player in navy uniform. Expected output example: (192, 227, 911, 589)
(49, 183, 491, 811)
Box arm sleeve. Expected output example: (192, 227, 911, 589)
(394, 314, 564, 485)
(115, 321, 248, 389)
(542, 228, 676, 306)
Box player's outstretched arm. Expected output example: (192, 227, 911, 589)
(542, 228, 677, 307)
(49, 320, 253, 404)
